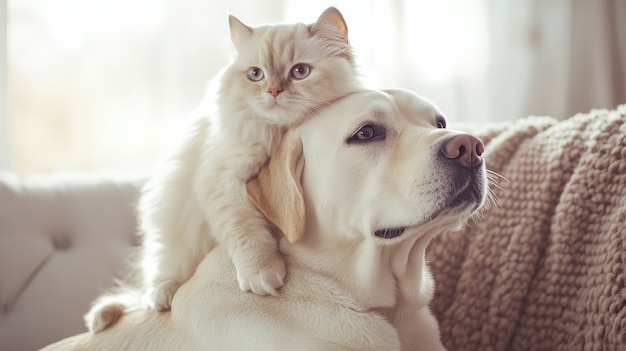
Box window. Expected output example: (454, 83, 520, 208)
(9, 1, 622, 173)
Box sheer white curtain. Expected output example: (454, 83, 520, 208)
(523, 0, 626, 119)
(485, 0, 625, 121)
(6, 0, 625, 172)
(299, 0, 626, 122)
(8, 0, 287, 172)
(1, 0, 7, 170)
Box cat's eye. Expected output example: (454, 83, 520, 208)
(436, 116, 447, 129)
(247, 67, 265, 82)
(290, 64, 311, 80)
(347, 124, 386, 144)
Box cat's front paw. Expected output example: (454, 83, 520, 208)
(145, 280, 181, 312)
(235, 254, 286, 296)
(85, 302, 125, 333)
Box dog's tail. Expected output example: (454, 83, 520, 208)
(84, 287, 143, 333)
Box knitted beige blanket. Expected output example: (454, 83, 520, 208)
(427, 105, 626, 351)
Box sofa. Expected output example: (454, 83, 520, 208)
(1, 105, 624, 351)
(0, 172, 144, 351)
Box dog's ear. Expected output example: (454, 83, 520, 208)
(247, 131, 305, 243)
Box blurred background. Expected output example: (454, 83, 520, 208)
(2, 0, 625, 173)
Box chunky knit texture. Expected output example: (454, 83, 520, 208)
(428, 105, 626, 351)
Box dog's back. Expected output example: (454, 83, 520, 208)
(43, 246, 401, 351)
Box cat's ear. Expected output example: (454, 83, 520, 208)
(228, 15, 253, 50)
(310, 7, 349, 43)
(247, 130, 305, 243)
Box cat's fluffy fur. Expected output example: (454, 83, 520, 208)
(84, 7, 361, 333)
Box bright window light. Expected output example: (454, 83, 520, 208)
(8, 0, 491, 173)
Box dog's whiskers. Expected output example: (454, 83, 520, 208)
(477, 170, 508, 218)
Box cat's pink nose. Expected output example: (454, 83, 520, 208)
(268, 87, 283, 97)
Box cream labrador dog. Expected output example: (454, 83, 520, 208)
(42, 89, 487, 351)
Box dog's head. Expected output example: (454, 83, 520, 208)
(248, 88, 487, 246)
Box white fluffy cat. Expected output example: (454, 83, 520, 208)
(85, 7, 361, 333)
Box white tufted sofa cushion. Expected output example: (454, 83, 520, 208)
(0, 171, 143, 351)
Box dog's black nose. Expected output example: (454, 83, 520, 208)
(441, 134, 484, 169)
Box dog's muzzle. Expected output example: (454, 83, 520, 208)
(375, 134, 486, 241)
(438, 133, 486, 211)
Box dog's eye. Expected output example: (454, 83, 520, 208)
(436, 116, 447, 129)
(356, 126, 374, 140)
(348, 125, 386, 144)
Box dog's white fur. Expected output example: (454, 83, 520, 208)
(43, 89, 487, 351)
